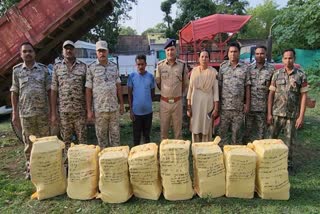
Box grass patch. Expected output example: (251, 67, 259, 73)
(0, 92, 319, 213)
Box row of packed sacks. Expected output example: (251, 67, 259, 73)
(28, 135, 290, 201)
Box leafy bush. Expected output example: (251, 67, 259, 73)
(305, 60, 320, 92)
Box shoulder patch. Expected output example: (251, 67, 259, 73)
(13, 63, 23, 70)
(54, 61, 62, 66)
(77, 60, 86, 65)
(296, 68, 305, 74)
(157, 59, 165, 65)
(37, 63, 47, 68)
(176, 59, 186, 64)
(88, 61, 96, 68)
(220, 60, 228, 67)
(272, 69, 281, 77)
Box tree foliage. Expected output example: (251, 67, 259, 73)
(119, 26, 137, 35)
(167, 0, 216, 39)
(273, 0, 320, 50)
(216, 0, 249, 15)
(160, 0, 176, 31)
(0, 0, 20, 16)
(239, 0, 279, 39)
(141, 23, 167, 36)
(82, 0, 137, 52)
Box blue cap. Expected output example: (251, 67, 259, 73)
(164, 39, 176, 49)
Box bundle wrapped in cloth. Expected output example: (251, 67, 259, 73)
(192, 136, 225, 198)
(128, 143, 162, 200)
(160, 139, 194, 201)
(252, 139, 290, 200)
(98, 146, 132, 203)
(67, 144, 100, 200)
(224, 145, 257, 199)
(29, 136, 66, 200)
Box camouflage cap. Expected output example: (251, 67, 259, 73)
(96, 40, 108, 50)
(63, 40, 75, 48)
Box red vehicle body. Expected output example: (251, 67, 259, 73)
(0, 0, 114, 106)
(178, 14, 251, 69)
(178, 14, 315, 108)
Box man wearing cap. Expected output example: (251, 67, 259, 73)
(156, 39, 189, 139)
(86, 40, 124, 148)
(51, 40, 87, 150)
(11, 42, 51, 179)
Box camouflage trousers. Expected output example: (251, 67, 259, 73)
(218, 110, 244, 145)
(20, 115, 50, 161)
(95, 111, 120, 148)
(268, 116, 296, 165)
(243, 111, 267, 144)
(59, 112, 87, 150)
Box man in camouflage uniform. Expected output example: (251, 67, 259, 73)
(156, 39, 189, 140)
(51, 40, 87, 150)
(86, 40, 124, 148)
(218, 42, 251, 145)
(10, 42, 51, 179)
(267, 48, 308, 170)
(243, 46, 275, 143)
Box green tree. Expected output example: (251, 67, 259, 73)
(160, 0, 176, 31)
(83, 0, 137, 52)
(167, 0, 217, 39)
(216, 0, 249, 15)
(239, 0, 279, 39)
(273, 0, 320, 50)
(0, 0, 20, 16)
(287, 0, 306, 6)
(141, 23, 167, 36)
(119, 26, 137, 35)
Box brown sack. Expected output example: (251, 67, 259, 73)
(67, 144, 100, 200)
(224, 145, 256, 199)
(128, 143, 162, 200)
(98, 146, 132, 203)
(192, 136, 225, 198)
(29, 136, 66, 200)
(252, 139, 290, 200)
(160, 139, 194, 201)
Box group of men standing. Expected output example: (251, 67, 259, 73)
(11, 40, 123, 179)
(155, 40, 308, 172)
(11, 38, 308, 179)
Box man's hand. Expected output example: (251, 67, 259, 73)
(295, 116, 304, 129)
(244, 104, 250, 114)
(120, 104, 124, 115)
(87, 110, 95, 123)
(50, 112, 58, 126)
(129, 110, 135, 121)
(12, 111, 21, 129)
(187, 109, 192, 118)
(212, 110, 218, 119)
(267, 114, 273, 125)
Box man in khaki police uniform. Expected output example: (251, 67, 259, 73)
(10, 42, 51, 179)
(156, 39, 188, 139)
(86, 40, 124, 148)
(51, 40, 87, 150)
